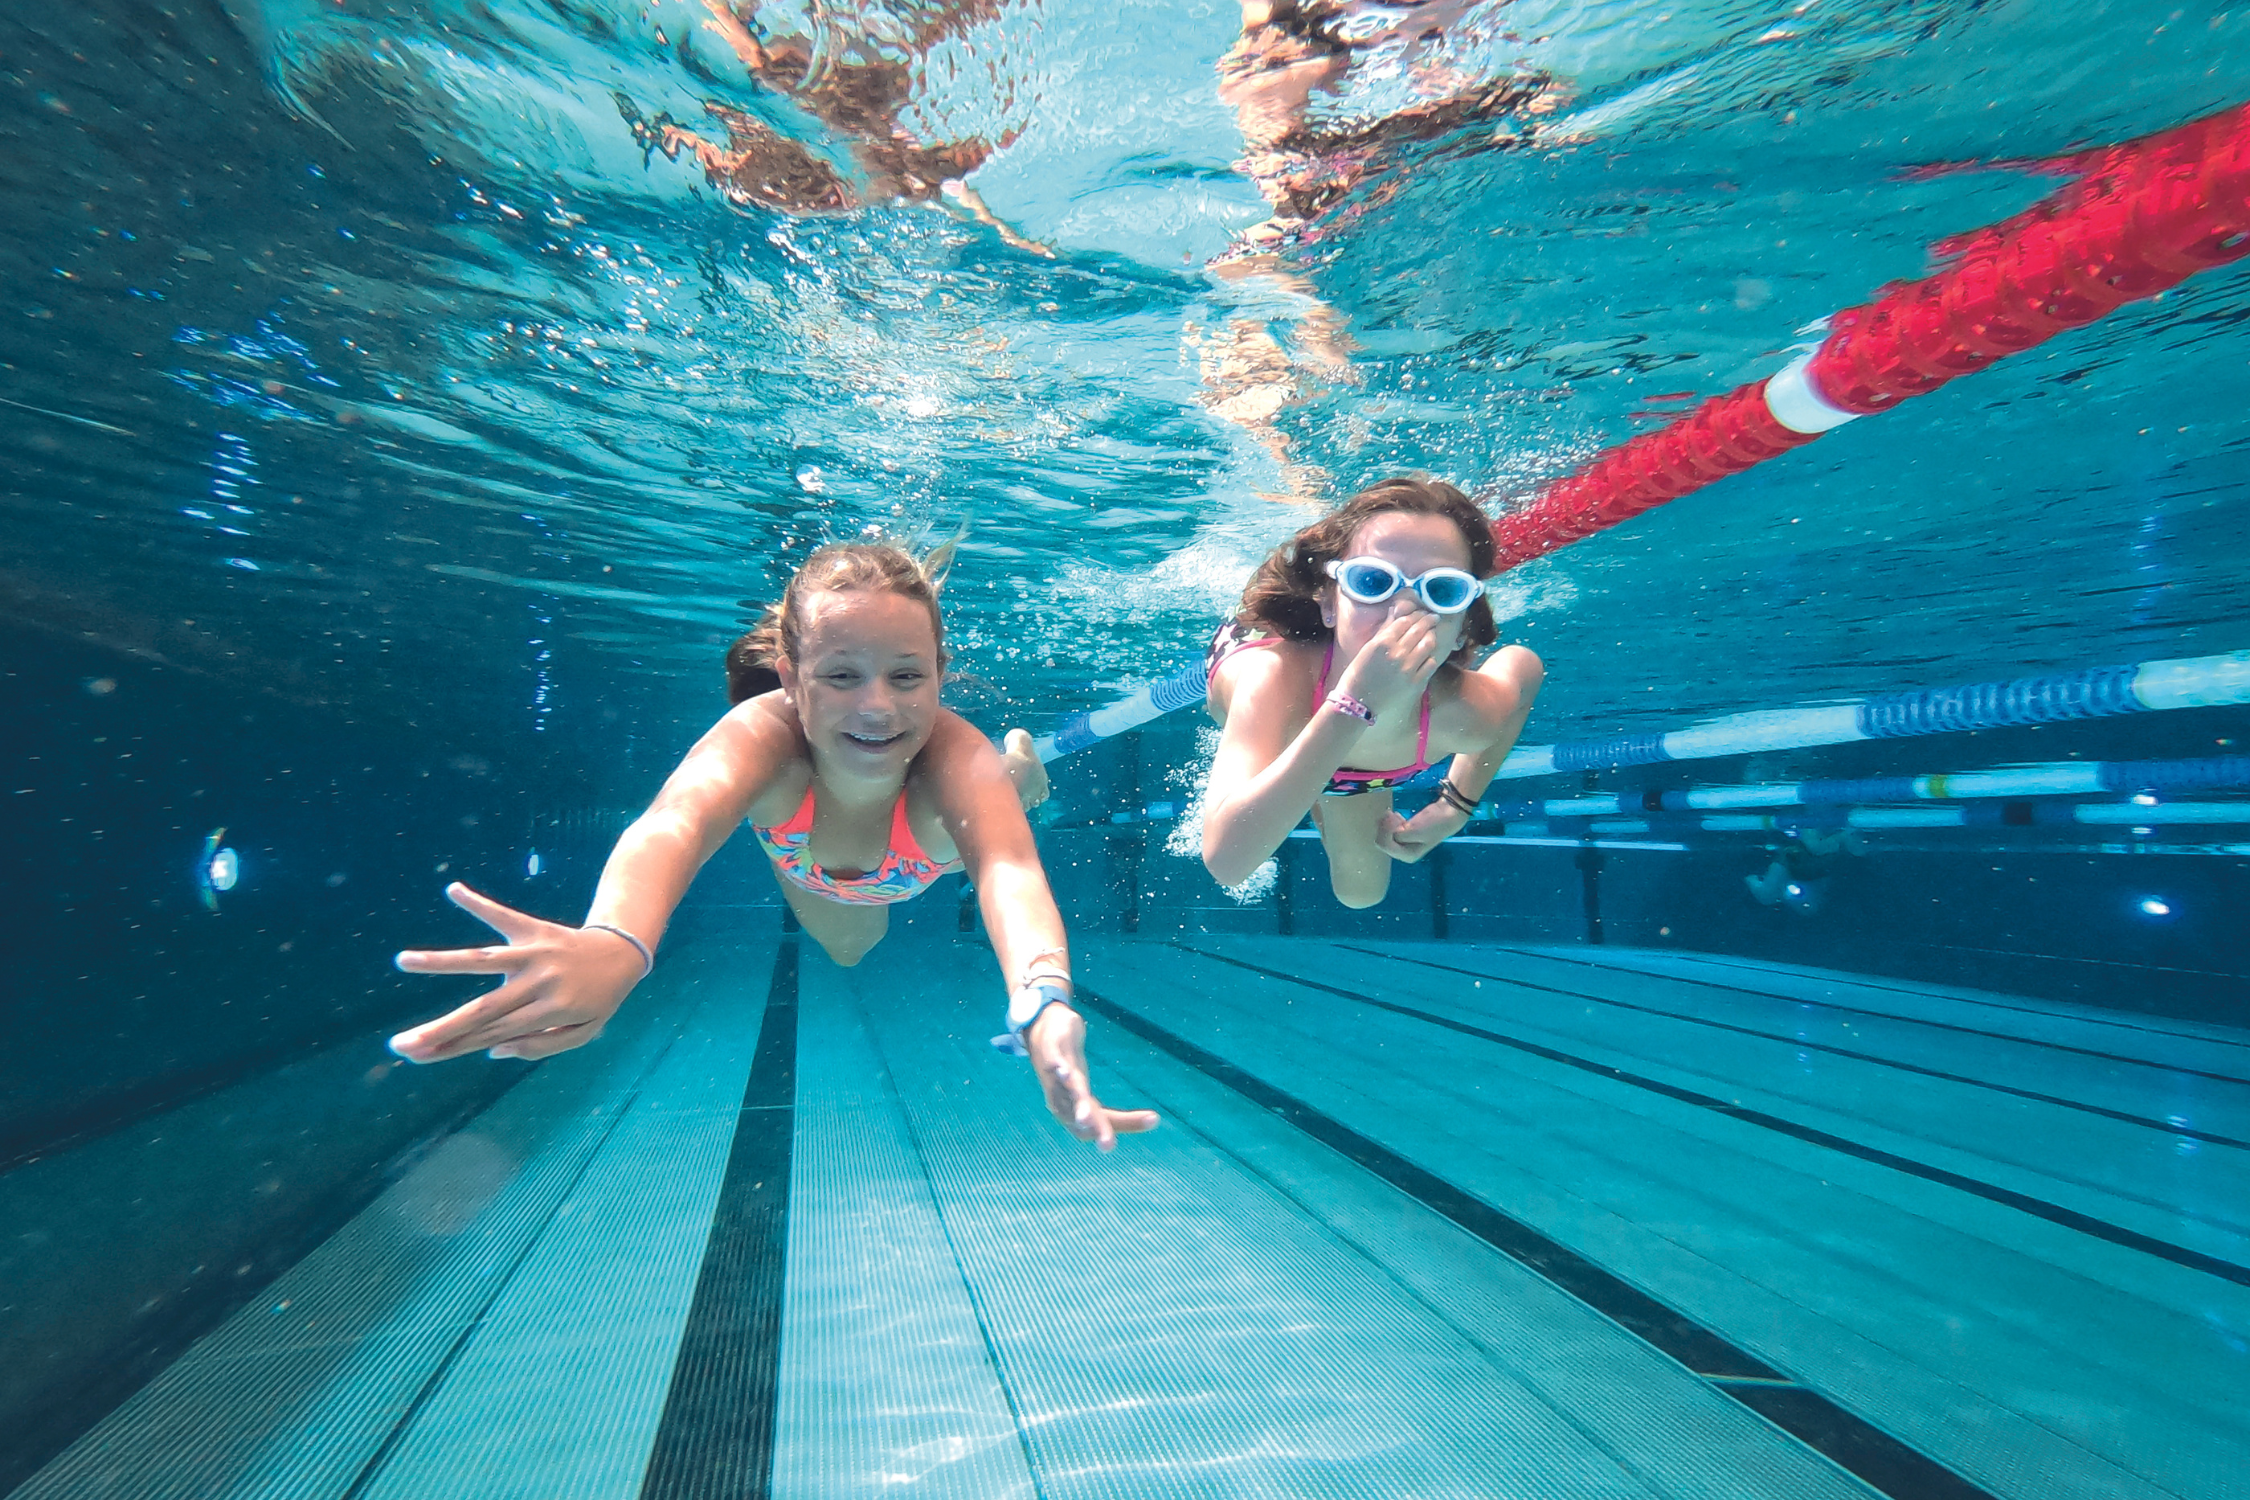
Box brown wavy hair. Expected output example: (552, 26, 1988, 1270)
(1235, 475, 1497, 663)
(725, 538, 959, 705)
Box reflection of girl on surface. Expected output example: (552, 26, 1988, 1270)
(390, 542, 1157, 1151)
(1202, 477, 1543, 906)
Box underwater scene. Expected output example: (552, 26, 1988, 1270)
(3, 0, 2247, 1495)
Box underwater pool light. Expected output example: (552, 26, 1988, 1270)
(196, 828, 239, 911)
(2139, 897, 2172, 917)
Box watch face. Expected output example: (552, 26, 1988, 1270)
(1008, 981, 1071, 1030)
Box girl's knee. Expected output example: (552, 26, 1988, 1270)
(1330, 867, 1390, 908)
(820, 925, 888, 965)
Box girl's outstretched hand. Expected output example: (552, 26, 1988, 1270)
(389, 883, 648, 1064)
(1336, 612, 1443, 721)
(1024, 1003, 1160, 1151)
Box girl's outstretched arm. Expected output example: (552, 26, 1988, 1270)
(921, 714, 1159, 1151)
(389, 703, 799, 1064)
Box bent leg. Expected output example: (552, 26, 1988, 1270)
(1312, 794, 1393, 909)
(772, 862, 890, 965)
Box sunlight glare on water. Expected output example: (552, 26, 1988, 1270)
(3, 0, 2246, 742)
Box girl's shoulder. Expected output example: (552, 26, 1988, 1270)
(1211, 629, 1322, 695)
(1429, 647, 1540, 743)
(727, 694, 816, 826)
(902, 709, 1009, 797)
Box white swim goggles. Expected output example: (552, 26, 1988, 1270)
(1325, 556, 1483, 614)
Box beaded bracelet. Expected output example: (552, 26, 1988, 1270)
(1323, 689, 1375, 724)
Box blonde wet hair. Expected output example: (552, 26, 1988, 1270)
(725, 535, 961, 704)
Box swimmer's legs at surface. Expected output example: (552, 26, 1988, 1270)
(773, 862, 890, 966)
(1312, 793, 1393, 909)
(1003, 727, 1050, 811)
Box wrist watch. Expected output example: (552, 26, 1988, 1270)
(991, 978, 1073, 1057)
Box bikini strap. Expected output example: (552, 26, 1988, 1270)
(769, 782, 818, 837)
(887, 789, 936, 869)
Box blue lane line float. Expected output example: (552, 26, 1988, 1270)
(1494, 649, 2250, 782)
(1030, 646, 2250, 776)
(1034, 658, 1211, 763)
(197, 828, 239, 912)
(1472, 754, 2250, 821)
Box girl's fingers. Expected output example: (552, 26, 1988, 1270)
(491, 1021, 601, 1061)
(389, 975, 546, 1061)
(445, 882, 544, 943)
(443, 995, 590, 1055)
(1106, 1107, 1161, 1134)
(394, 945, 518, 975)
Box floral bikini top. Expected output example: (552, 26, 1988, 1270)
(750, 785, 960, 906)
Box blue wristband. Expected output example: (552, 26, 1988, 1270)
(991, 978, 1072, 1058)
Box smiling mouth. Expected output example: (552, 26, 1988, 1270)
(842, 729, 906, 749)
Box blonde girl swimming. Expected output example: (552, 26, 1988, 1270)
(390, 541, 1156, 1151)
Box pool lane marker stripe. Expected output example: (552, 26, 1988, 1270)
(1073, 985, 1998, 1500)
(1175, 946, 2250, 1290)
(639, 939, 800, 1500)
(1330, 944, 2250, 1149)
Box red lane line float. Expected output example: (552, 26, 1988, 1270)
(1492, 98, 2250, 573)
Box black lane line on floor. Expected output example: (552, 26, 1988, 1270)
(640, 939, 800, 1500)
(1329, 944, 2250, 1150)
(1074, 987, 1999, 1500)
(1494, 946, 2250, 1087)
(1179, 946, 2250, 1290)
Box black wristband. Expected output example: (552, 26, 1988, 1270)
(1437, 778, 1479, 816)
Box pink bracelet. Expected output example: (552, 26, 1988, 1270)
(1323, 689, 1375, 724)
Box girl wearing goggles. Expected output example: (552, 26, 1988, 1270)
(1201, 476, 1544, 908)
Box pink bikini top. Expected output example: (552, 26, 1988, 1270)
(749, 785, 960, 906)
